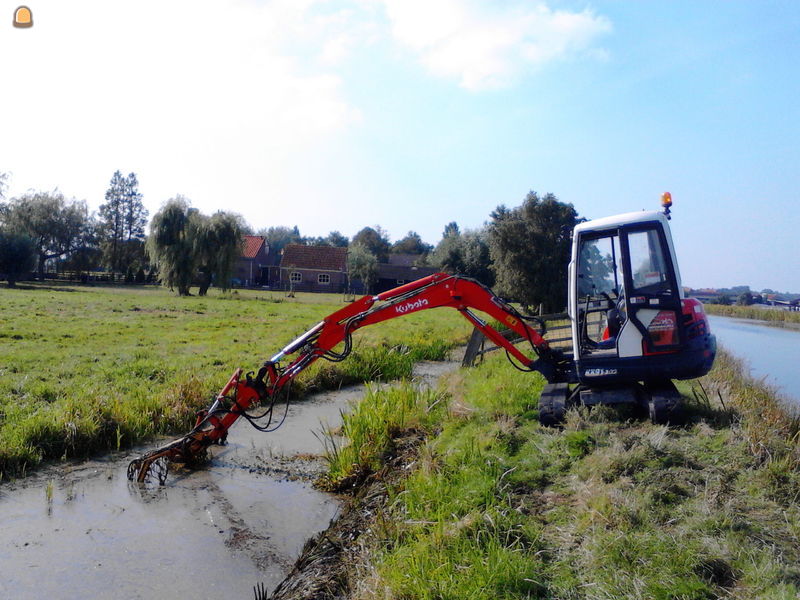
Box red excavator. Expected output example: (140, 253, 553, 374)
(128, 195, 716, 484)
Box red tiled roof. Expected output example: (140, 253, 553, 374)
(281, 244, 348, 271)
(242, 236, 266, 259)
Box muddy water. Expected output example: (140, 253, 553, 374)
(0, 360, 458, 600)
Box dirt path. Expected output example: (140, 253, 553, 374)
(0, 360, 459, 600)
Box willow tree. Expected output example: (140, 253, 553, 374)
(193, 212, 246, 296)
(146, 196, 198, 295)
(147, 198, 246, 296)
(3, 191, 92, 280)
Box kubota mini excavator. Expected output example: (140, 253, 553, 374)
(128, 194, 716, 484)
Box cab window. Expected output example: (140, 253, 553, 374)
(627, 228, 673, 296)
(578, 234, 623, 299)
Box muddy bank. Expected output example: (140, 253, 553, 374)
(264, 358, 461, 600)
(268, 431, 424, 600)
(0, 359, 460, 600)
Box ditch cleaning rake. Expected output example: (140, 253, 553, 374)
(127, 368, 279, 484)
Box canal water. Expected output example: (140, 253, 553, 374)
(708, 315, 800, 405)
(0, 360, 458, 600)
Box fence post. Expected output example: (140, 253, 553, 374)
(462, 328, 486, 367)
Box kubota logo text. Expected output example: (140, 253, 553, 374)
(395, 299, 429, 314)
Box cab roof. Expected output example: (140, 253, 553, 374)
(573, 210, 668, 235)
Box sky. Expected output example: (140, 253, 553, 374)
(1, 1, 798, 292)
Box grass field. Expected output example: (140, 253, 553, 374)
(704, 303, 800, 324)
(0, 282, 472, 479)
(326, 350, 800, 599)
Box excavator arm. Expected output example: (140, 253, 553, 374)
(127, 273, 569, 484)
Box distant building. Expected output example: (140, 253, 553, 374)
(234, 236, 269, 287)
(278, 244, 349, 293)
(374, 254, 438, 294)
(688, 288, 721, 303)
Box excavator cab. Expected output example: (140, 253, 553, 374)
(557, 200, 716, 423)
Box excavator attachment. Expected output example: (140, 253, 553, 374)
(127, 368, 270, 484)
(126, 434, 207, 485)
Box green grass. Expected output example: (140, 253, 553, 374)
(704, 303, 800, 325)
(0, 282, 471, 478)
(329, 351, 800, 599)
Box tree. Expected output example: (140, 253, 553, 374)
(60, 245, 103, 279)
(324, 230, 349, 247)
(392, 231, 432, 255)
(0, 228, 36, 287)
(98, 171, 125, 273)
(257, 226, 302, 258)
(488, 191, 579, 312)
(737, 292, 754, 306)
(351, 226, 391, 262)
(146, 196, 198, 295)
(430, 230, 464, 274)
(0, 171, 8, 202)
(148, 199, 247, 296)
(442, 221, 460, 238)
(460, 230, 494, 285)
(430, 226, 494, 286)
(2, 191, 93, 280)
(347, 243, 378, 293)
(99, 171, 148, 276)
(122, 173, 148, 241)
(193, 211, 246, 295)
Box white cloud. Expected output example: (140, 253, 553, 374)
(381, 0, 612, 90)
(0, 0, 612, 237)
(0, 0, 361, 216)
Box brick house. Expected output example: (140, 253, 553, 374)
(234, 236, 269, 287)
(278, 244, 348, 293)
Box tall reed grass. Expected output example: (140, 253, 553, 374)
(705, 303, 800, 324)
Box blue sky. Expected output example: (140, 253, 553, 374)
(1, 1, 798, 291)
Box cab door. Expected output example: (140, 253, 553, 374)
(574, 229, 625, 358)
(615, 224, 682, 358)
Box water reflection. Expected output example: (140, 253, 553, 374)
(708, 315, 800, 404)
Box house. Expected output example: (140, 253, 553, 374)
(374, 254, 438, 294)
(234, 236, 270, 287)
(278, 244, 349, 293)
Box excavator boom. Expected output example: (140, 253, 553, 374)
(128, 273, 568, 484)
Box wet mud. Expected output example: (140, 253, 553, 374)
(0, 359, 458, 600)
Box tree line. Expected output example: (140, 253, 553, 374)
(0, 170, 149, 286)
(0, 169, 580, 311)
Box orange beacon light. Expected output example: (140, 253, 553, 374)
(14, 6, 33, 28)
(661, 192, 673, 219)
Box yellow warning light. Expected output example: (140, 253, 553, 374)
(661, 192, 672, 208)
(13, 5, 33, 28)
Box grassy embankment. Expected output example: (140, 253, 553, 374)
(705, 303, 800, 325)
(323, 351, 800, 599)
(0, 282, 471, 479)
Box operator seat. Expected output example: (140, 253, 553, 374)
(595, 302, 625, 351)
